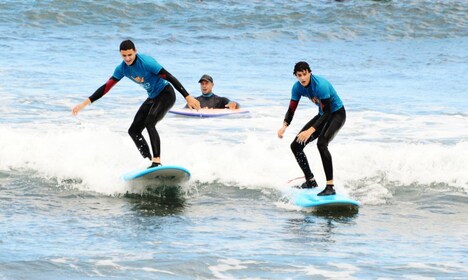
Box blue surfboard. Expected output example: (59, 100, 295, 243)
(169, 108, 249, 118)
(123, 165, 191, 183)
(288, 177, 360, 209)
(294, 188, 360, 208)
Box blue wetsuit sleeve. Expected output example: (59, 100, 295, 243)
(112, 63, 125, 80)
(147, 56, 163, 75)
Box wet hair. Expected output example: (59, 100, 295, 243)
(120, 40, 135, 51)
(293, 61, 311, 75)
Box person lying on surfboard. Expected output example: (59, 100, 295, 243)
(277, 61, 346, 196)
(72, 40, 201, 168)
(186, 74, 239, 110)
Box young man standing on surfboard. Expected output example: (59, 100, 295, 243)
(72, 40, 200, 168)
(277, 61, 346, 196)
(192, 74, 239, 109)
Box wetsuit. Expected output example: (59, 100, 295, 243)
(88, 53, 190, 159)
(284, 75, 346, 182)
(192, 93, 233, 109)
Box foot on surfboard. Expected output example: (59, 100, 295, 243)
(317, 185, 336, 196)
(295, 179, 318, 189)
(148, 162, 162, 169)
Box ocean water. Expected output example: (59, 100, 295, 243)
(1, 0, 467, 279)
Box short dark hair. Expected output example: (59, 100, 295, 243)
(120, 40, 135, 51)
(293, 61, 311, 75)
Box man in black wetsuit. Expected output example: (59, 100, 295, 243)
(72, 40, 201, 168)
(192, 74, 239, 109)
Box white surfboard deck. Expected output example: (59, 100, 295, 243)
(169, 108, 249, 117)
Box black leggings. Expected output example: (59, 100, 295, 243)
(290, 107, 346, 181)
(128, 85, 176, 159)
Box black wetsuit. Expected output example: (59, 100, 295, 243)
(289, 105, 346, 181)
(127, 84, 176, 159)
(190, 93, 233, 109)
(89, 62, 189, 160)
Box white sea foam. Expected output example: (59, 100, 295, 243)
(302, 263, 359, 279)
(208, 258, 260, 280)
(0, 110, 466, 200)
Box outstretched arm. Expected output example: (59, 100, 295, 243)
(278, 99, 299, 138)
(72, 77, 119, 115)
(158, 68, 201, 110)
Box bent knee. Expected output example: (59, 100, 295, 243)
(128, 126, 138, 136)
(290, 140, 303, 153)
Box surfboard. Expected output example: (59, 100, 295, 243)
(169, 108, 249, 118)
(294, 189, 360, 208)
(123, 165, 191, 183)
(288, 177, 360, 209)
(123, 165, 190, 200)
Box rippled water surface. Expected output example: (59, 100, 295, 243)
(1, 0, 467, 278)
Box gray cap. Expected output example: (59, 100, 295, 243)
(198, 74, 213, 83)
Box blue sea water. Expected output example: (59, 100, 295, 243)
(1, 0, 467, 279)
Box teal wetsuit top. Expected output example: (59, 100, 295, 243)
(284, 74, 344, 127)
(113, 53, 169, 99)
(291, 75, 343, 115)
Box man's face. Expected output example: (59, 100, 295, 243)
(295, 70, 311, 87)
(200, 80, 214, 94)
(120, 49, 137, 65)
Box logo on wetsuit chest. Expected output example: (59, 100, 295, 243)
(132, 76, 144, 83)
(132, 76, 151, 90)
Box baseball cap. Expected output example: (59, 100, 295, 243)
(198, 74, 213, 83)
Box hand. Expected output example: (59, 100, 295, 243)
(72, 104, 82, 116)
(185, 95, 201, 110)
(72, 99, 91, 116)
(278, 125, 287, 139)
(225, 102, 237, 110)
(296, 128, 315, 144)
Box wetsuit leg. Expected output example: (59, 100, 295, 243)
(144, 85, 176, 159)
(316, 107, 346, 181)
(290, 115, 323, 181)
(128, 99, 153, 159)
